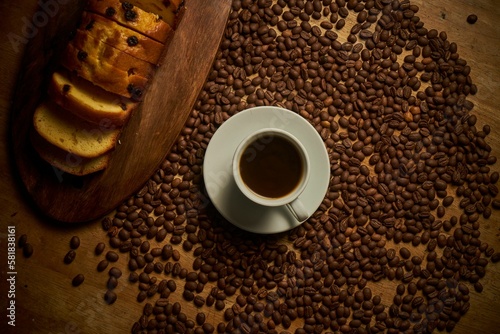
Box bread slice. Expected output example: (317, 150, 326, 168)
(31, 130, 110, 176)
(79, 11, 165, 64)
(48, 70, 137, 126)
(71, 29, 155, 77)
(124, 0, 185, 28)
(61, 38, 150, 99)
(33, 101, 121, 159)
(86, 0, 172, 43)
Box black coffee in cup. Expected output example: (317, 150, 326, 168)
(239, 134, 303, 198)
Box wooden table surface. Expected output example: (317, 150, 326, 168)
(1, 0, 499, 333)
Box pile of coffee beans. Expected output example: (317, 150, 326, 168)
(95, 0, 499, 333)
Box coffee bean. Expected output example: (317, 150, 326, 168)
(18, 234, 28, 248)
(109, 236, 121, 248)
(156, 228, 167, 242)
(109, 267, 122, 278)
(442, 196, 454, 207)
(144, 263, 154, 274)
(202, 322, 214, 333)
(139, 272, 150, 284)
(104, 290, 117, 304)
(101, 217, 112, 230)
(215, 299, 225, 311)
(140, 240, 150, 253)
(136, 291, 147, 303)
(196, 312, 206, 325)
(129, 272, 139, 283)
(22, 243, 33, 258)
(467, 14, 478, 24)
(72, 274, 85, 287)
(106, 251, 119, 262)
(97, 259, 109, 272)
(70, 236, 80, 249)
(147, 284, 158, 297)
(107, 276, 118, 290)
(162, 245, 173, 260)
(95, 242, 105, 255)
(64, 250, 76, 264)
(206, 294, 215, 307)
(491, 172, 500, 184)
(193, 295, 205, 307)
(492, 253, 500, 263)
(167, 279, 177, 292)
(399, 247, 411, 259)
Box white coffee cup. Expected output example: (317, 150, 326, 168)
(232, 128, 310, 221)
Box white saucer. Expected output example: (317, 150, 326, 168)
(203, 106, 330, 234)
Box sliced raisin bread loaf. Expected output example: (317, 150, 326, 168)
(33, 101, 121, 159)
(48, 70, 137, 126)
(79, 12, 165, 64)
(61, 32, 152, 99)
(32, 0, 186, 176)
(86, 0, 172, 43)
(31, 130, 110, 176)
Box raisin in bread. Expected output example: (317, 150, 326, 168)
(79, 12, 164, 64)
(48, 70, 137, 126)
(86, 0, 172, 43)
(33, 101, 121, 159)
(31, 130, 110, 176)
(61, 33, 152, 99)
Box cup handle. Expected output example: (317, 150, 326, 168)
(286, 198, 308, 222)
